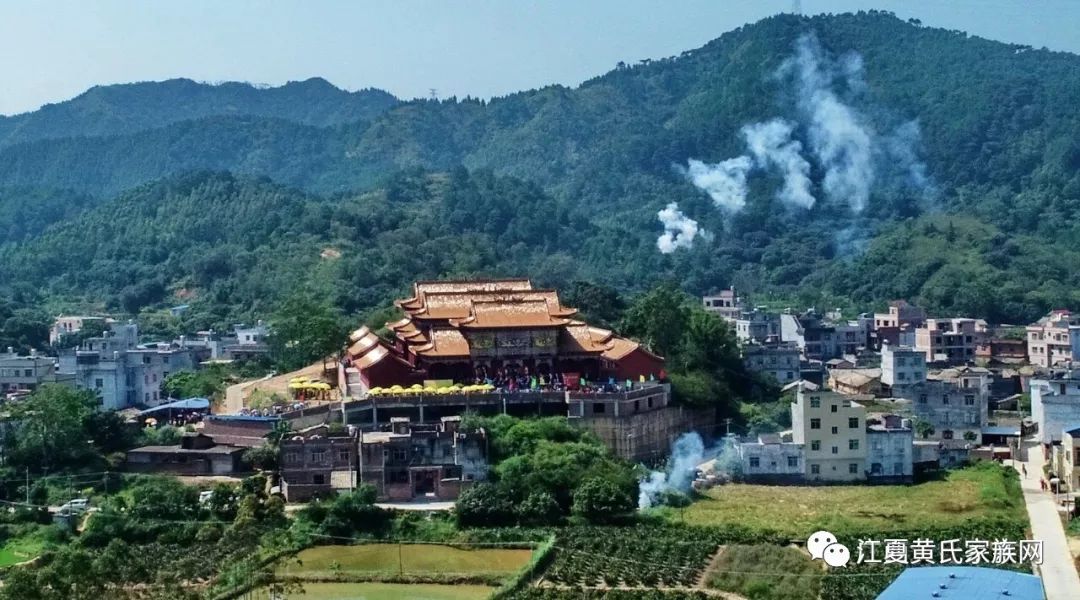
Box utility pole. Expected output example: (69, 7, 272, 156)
(25, 468, 29, 504)
(723, 418, 733, 437)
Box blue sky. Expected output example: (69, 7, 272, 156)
(1, 0, 1077, 116)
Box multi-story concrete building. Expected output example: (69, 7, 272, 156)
(872, 300, 926, 349)
(742, 342, 800, 385)
(58, 322, 197, 410)
(1049, 425, 1080, 493)
(734, 308, 782, 344)
(702, 288, 743, 322)
(781, 310, 870, 361)
(866, 414, 914, 482)
(914, 318, 988, 365)
(791, 386, 867, 481)
(357, 416, 487, 502)
(896, 378, 987, 443)
(1030, 369, 1080, 444)
(0, 348, 73, 395)
(280, 427, 359, 502)
(49, 315, 111, 345)
(880, 343, 927, 388)
(1026, 310, 1080, 369)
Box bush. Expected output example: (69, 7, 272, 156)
(456, 483, 516, 527)
(571, 478, 635, 524)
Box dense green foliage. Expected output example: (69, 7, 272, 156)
(0, 11, 1077, 331)
(455, 415, 637, 527)
(0, 77, 397, 149)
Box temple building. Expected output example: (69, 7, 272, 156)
(344, 279, 664, 391)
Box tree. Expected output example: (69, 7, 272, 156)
(4, 385, 100, 472)
(620, 283, 689, 359)
(267, 293, 348, 372)
(243, 444, 279, 471)
(571, 477, 636, 524)
(564, 281, 625, 327)
(963, 430, 978, 442)
(455, 482, 515, 527)
(914, 418, 935, 440)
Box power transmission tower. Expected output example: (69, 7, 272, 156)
(792, 0, 802, 15)
(429, 88, 439, 101)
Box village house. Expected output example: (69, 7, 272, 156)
(791, 385, 867, 482)
(0, 348, 73, 395)
(358, 416, 487, 502)
(735, 433, 804, 483)
(49, 315, 111, 345)
(872, 300, 926, 349)
(1026, 309, 1080, 368)
(58, 322, 198, 410)
(733, 308, 782, 344)
(880, 343, 927, 389)
(279, 426, 359, 502)
(914, 318, 988, 365)
(126, 432, 246, 475)
(827, 368, 882, 396)
(1050, 424, 1080, 493)
(866, 414, 914, 482)
(702, 287, 743, 323)
(1030, 368, 1080, 445)
(742, 341, 800, 385)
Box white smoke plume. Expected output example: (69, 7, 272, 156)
(741, 120, 816, 209)
(638, 432, 705, 509)
(682, 156, 753, 212)
(786, 34, 875, 213)
(656, 202, 703, 254)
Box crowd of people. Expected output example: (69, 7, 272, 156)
(470, 364, 666, 394)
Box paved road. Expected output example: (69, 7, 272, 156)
(1013, 445, 1080, 600)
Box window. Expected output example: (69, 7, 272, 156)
(95, 378, 104, 389)
(811, 440, 821, 451)
(593, 403, 606, 414)
(787, 456, 799, 468)
(144, 374, 149, 384)
(870, 463, 883, 475)
(285, 452, 299, 464)
(311, 450, 327, 464)
(942, 394, 950, 405)
(964, 395, 975, 406)
(144, 393, 149, 402)
(942, 430, 954, 440)
(749, 457, 760, 468)
(849, 463, 859, 474)
(831, 404, 838, 413)
(142, 355, 151, 365)
(338, 449, 350, 462)
(831, 446, 839, 455)
(849, 439, 859, 450)
(894, 462, 903, 475)
(831, 426, 838, 434)
(919, 394, 928, 404)
(810, 398, 820, 408)
(848, 417, 859, 429)
(312, 474, 325, 485)
(898, 372, 906, 380)
(810, 464, 820, 475)
(810, 418, 821, 430)
(23, 369, 32, 377)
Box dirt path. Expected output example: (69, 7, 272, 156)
(696, 545, 726, 588)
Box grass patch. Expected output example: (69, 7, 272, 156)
(708, 545, 821, 600)
(251, 582, 495, 599)
(0, 535, 45, 567)
(668, 463, 1025, 538)
(279, 544, 534, 580)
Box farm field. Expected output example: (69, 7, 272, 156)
(707, 545, 822, 600)
(278, 543, 534, 579)
(668, 463, 1025, 537)
(250, 582, 496, 599)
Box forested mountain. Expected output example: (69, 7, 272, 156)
(1, 10, 1079, 329)
(0, 77, 398, 148)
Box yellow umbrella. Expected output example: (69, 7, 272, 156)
(288, 382, 305, 390)
(409, 383, 424, 390)
(290, 376, 309, 383)
(479, 383, 495, 391)
(423, 385, 438, 393)
(368, 387, 384, 395)
(390, 384, 405, 392)
(313, 382, 331, 390)
(448, 384, 462, 392)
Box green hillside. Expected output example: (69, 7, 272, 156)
(1, 11, 1079, 330)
